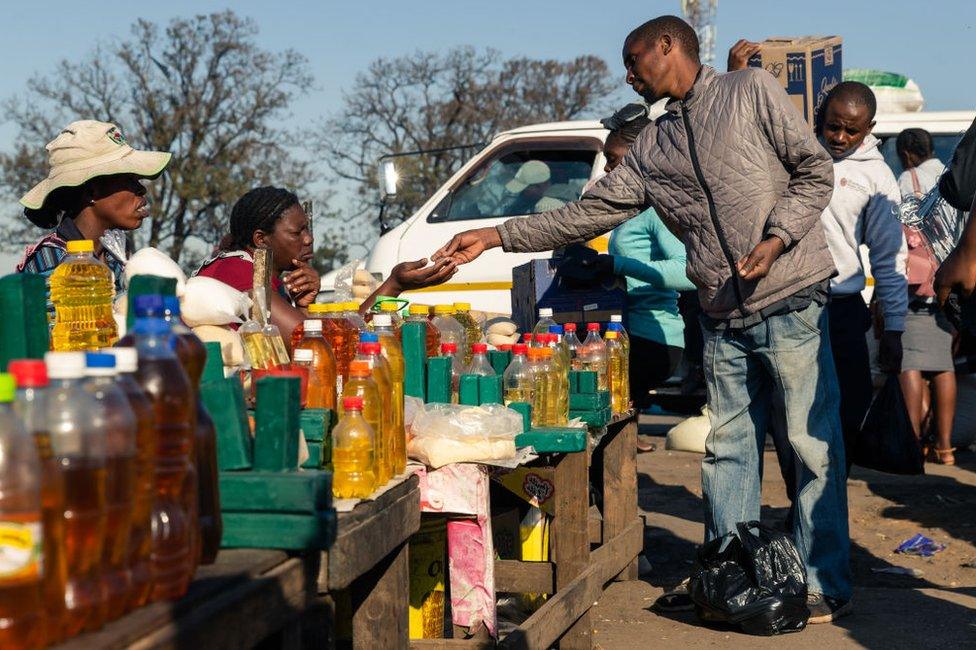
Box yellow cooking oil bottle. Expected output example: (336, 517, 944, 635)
(605, 330, 627, 413)
(543, 334, 570, 425)
(581, 323, 609, 390)
(608, 318, 630, 408)
(503, 344, 533, 405)
(331, 395, 378, 499)
(371, 314, 406, 475)
(49, 239, 118, 351)
(352, 340, 394, 486)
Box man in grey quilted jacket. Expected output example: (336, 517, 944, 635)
(433, 15, 851, 622)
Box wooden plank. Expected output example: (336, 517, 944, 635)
(320, 475, 421, 591)
(550, 451, 589, 649)
(498, 518, 642, 650)
(350, 541, 410, 650)
(411, 639, 495, 649)
(494, 559, 554, 594)
(600, 415, 639, 581)
(588, 506, 602, 545)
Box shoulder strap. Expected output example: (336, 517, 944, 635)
(910, 168, 922, 197)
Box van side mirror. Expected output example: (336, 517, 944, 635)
(378, 160, 398, 197)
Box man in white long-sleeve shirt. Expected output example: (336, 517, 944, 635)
(818, 81, 908, 469)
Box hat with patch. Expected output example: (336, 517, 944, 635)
(505, 160, 551, 193)
(20, 120, 171, 218)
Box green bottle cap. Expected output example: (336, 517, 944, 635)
(0, 373, 15, 402)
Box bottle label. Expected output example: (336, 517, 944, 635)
(0, 518, 43, 581)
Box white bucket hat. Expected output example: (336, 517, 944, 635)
(20, 120, 171, 212)
(505, 160, 551, 193)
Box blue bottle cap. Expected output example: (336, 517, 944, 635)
(360, 332, 379, 343)
(84, 352, 116, 368)
(162, 295, 181, 316)
(548, 324, 564, 334)
(133, 294, 165, 317)
(133, 317, 171, 336)
(607, 322, 623, 332)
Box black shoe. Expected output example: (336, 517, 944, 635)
(807, 593, 853, 624)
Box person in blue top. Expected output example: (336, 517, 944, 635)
(583, 104, 695, 411)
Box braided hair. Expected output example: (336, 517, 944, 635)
(223, 186, 301, 251)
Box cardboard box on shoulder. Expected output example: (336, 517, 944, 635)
(747, 36, 842, 126)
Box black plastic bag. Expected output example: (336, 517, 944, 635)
(939, 115, 976, 211)
(689, 522, 809, 636)
(851, 374, 925, 475)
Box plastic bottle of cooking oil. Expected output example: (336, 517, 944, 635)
(465, 343, 496, 377)
(525, 348, 549, 427)
(440, 342, 464, 403)
(331, 396, 377, 499)
(356, 338, 394, 485)
(372, 314, 406, 475)
(44, 351, 107, 636)
(605, 331, 627, 413)
(532, 307, 557, 341)
(263, 322, 291, 367)
(580, 323, 609, 390)
(342, 302, 369, 333)
(104, 347, 155, 612)
(0, 372, 47, 650)
(239, 318, 278, 370)
(607, 321, 630, 408)
(316, 303, 354, 396)
(9, 360, 68, 643)
(452, 303, 482, 364)
(84, 352, 137, 624)
(503, 344, 533, 405)
(340, 361, 382, 487)
(405, 304, 440, 357)
(290, 303, 326, 348)
(543, 333, 570, 425)
(295, 319, 338, 410)
(563, 323, 583, 370)
(432, 305, 466, 351)
(539, 347, 565, 426)
(49, 239, 118, 351)
(377, 301, 403, 329)
(522, 333, 535, 347)
(547, 326, 571, 369)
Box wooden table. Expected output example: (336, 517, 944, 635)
(58, 474, 421, 649)
(415, 411, 642, 649)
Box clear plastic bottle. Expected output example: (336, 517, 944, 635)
(547, 326, 571, 369)
(332, 396, 377, 499)
(532, 307, 557, 340)
(563, 323, 583, 370)
(239, 318, 278, 370)
(539, 347, 564, 426)
(84, 352, 137, 624)
(290, 302, 327, 348)
(342, 302, 369, 333)
(8, 359, 68, 643)
(262, 322, 291, 367)
(432, 305, 466, 350)
(128, 317, 195, 603)
(544, 333, 570, 425)
(465, 343, 495, 377)
(356, 340, 394, 485)
(605, 331, 627, 413)
(295, 319, 338, 410)
(377, 301, 403, 329)
(45, 351, 107, 636)
(503, 344, 533, 405)
(104, 347, 155, 612)
(580, 323, 609, 390)
(340, 362, 382, 488)
(525, 348, 550, 427)
(372, 314, 406, 476)
(523, 333, 536, 348)
(452, 302, 482, 364)
(317, 303, 355, 396)
(0, 373, 46, 650)
(405, 304, 440, 357)
(49, 239, 118, 351)
(440, 342, 464, 403)
(607, 320, 631, 408)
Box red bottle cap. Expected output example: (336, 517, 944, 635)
(472, 343, 488, 353)
(7, 360, 48, 388)
(523, 333, 534, 343)
(497, 344, 513, 352)
(363, 342, 382, 354)
(564, 323, 577, 332)
(587, 322, 601, 331)
(441, 342, 457, 354)
(343, 395, 364, 410)
(513, 344, 528, 355)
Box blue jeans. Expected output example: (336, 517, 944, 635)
(700, 300, 852, 600)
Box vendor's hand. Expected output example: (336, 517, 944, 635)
(737, 236, 785, 281)
(878, 330, 904, 374)
(388, 258, 457, 293)
(727, 39, 761, 72)
(935, 243, 976, 306)
(284, 259, 321, 308)
(432, 227, 502, 265)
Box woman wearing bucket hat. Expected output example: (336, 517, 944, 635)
(16, 120, 171, 314)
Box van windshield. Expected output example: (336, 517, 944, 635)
(429, 139, 600, 223)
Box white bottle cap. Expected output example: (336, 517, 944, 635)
(107, 347, 138, 373)
(373, 314, 392, 327)
(303, 319, 323, 332)
(538, 307, 553, 318)
(45, 352, 86, 379)
(293, 348, 314, 362)
(610, 314, 623, 323)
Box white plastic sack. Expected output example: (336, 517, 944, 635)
(181, 276, 252, 327)
(125, 247, 187, 296)
(408, 403, 521, 468)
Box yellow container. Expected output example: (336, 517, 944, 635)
(409, 518, 446, 639)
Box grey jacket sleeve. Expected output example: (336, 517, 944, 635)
(751, 70, 835, 248)
(495, 152, 646, 253)
(865, 174, 908, 332)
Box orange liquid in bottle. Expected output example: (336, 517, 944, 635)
(296, 324, 338, 410)
(36, 432, 67, 643)
(0, 513, 46, 650)
(61, 457, 108, 635)
(101, 452, 135, 622)
(340, 362, 383, 478)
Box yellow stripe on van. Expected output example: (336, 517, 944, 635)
(402, 281, 513, 294)
(587, 235, 610, 253)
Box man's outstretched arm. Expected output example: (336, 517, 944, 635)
(434, 151, 648, 264)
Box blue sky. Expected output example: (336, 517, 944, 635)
(1, 0, 974, 268)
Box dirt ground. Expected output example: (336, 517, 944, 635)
(588, 414, 976, 648)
